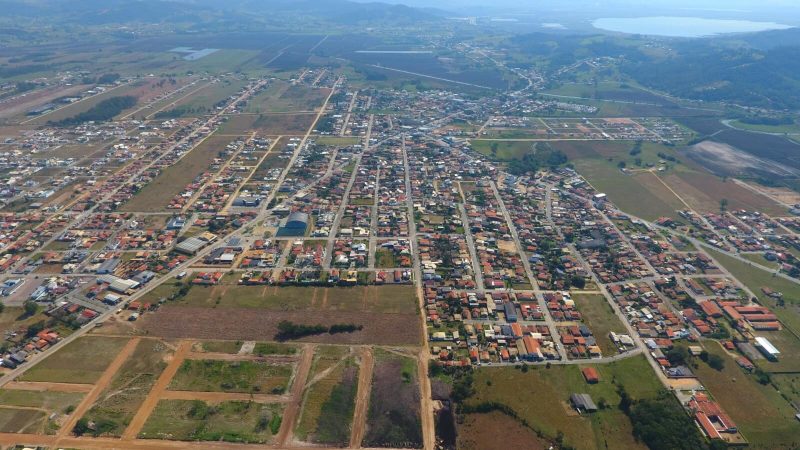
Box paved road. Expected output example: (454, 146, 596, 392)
(490, 181, 568, 360)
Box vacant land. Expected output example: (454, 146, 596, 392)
(457, 411, 549, 450)
(245, 82, 329, 113)
(692, 341, 800, 449)
(162, 79, 248, 117)
(139, 399, 282, 443)
(219, 112, 316, 135)
(296, 347, 358, 445)
(175, 283, 418, 314)
(80, 338, 171, 437)
(363, 349, 422, 448)
(0, 390, 84, 434)
(169, 359, 293, 394)
(139, 284, 421, 344)
(572, 294, 627, 355)
(122, 133, 236, 212)
(26, 80, 144, 125)
(140, 307, 420, 345)
(467, 355, 661, 450)
(20, 336, 130, 384)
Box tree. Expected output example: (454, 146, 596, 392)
(720, 198, 729, 212)
(23, 301, 38, 317)
(73, 418, 90, 436)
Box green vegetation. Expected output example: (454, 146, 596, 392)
(139, 400, 282, 443)
(169, 360, 292, 394)
(50, 95, 136, 126)
(253, 342, 297, 356)
(625, 393, 708, 450)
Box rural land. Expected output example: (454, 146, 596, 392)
(1, 1, 800, 449)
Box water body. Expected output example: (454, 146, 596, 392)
(592, 16, 793, 38)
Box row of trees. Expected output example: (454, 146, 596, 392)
(50, 95, 137, 127)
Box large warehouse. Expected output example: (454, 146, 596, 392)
(276, 211, 310, 237)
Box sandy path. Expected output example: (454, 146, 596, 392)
(276, 343, 315, 447)
(350, 346, 374, 448)
(55, 337, 141, 441)
(121, 340, 191, 440)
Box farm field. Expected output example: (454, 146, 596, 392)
(139, 399, 283, 443)
(168, 359, 293, 394)
(466, 355, 662, 450)
(121, 133, 237, 212)
(571, 294, 628, 356)
(20, 336, 130, 384)
(295, 346, 358, 445)
(362, 349, 422, 448)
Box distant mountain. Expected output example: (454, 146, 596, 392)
(0, 0, 439, 26)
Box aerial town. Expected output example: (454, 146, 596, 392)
(1, 1, 800, 449)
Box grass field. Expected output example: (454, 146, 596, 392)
(467, 355, 661, 450)
(692, 341, 800, 449)
(729, 119, 800, 135)
(363, 349, 422, 448)
(314, 136, 361, 146)
(168, 360, 293, 394)
(139, 399, 282, 443)
(20, 336, 130, 384)
(572, 294, 627, 355)
(121, 133, 236, 212)
(81, 339, 171, 437)
(471, 140, 536, 161)
(296, 347, 358, 445)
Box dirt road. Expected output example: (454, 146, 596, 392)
(3, 381, 93, 393)
(122, 340, 191, 440)
(350, 346, 374, 448)
(276, 343, 315, 447)
(55, 337, 140, 442)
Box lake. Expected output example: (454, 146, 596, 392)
(592, 16, 793, 38)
